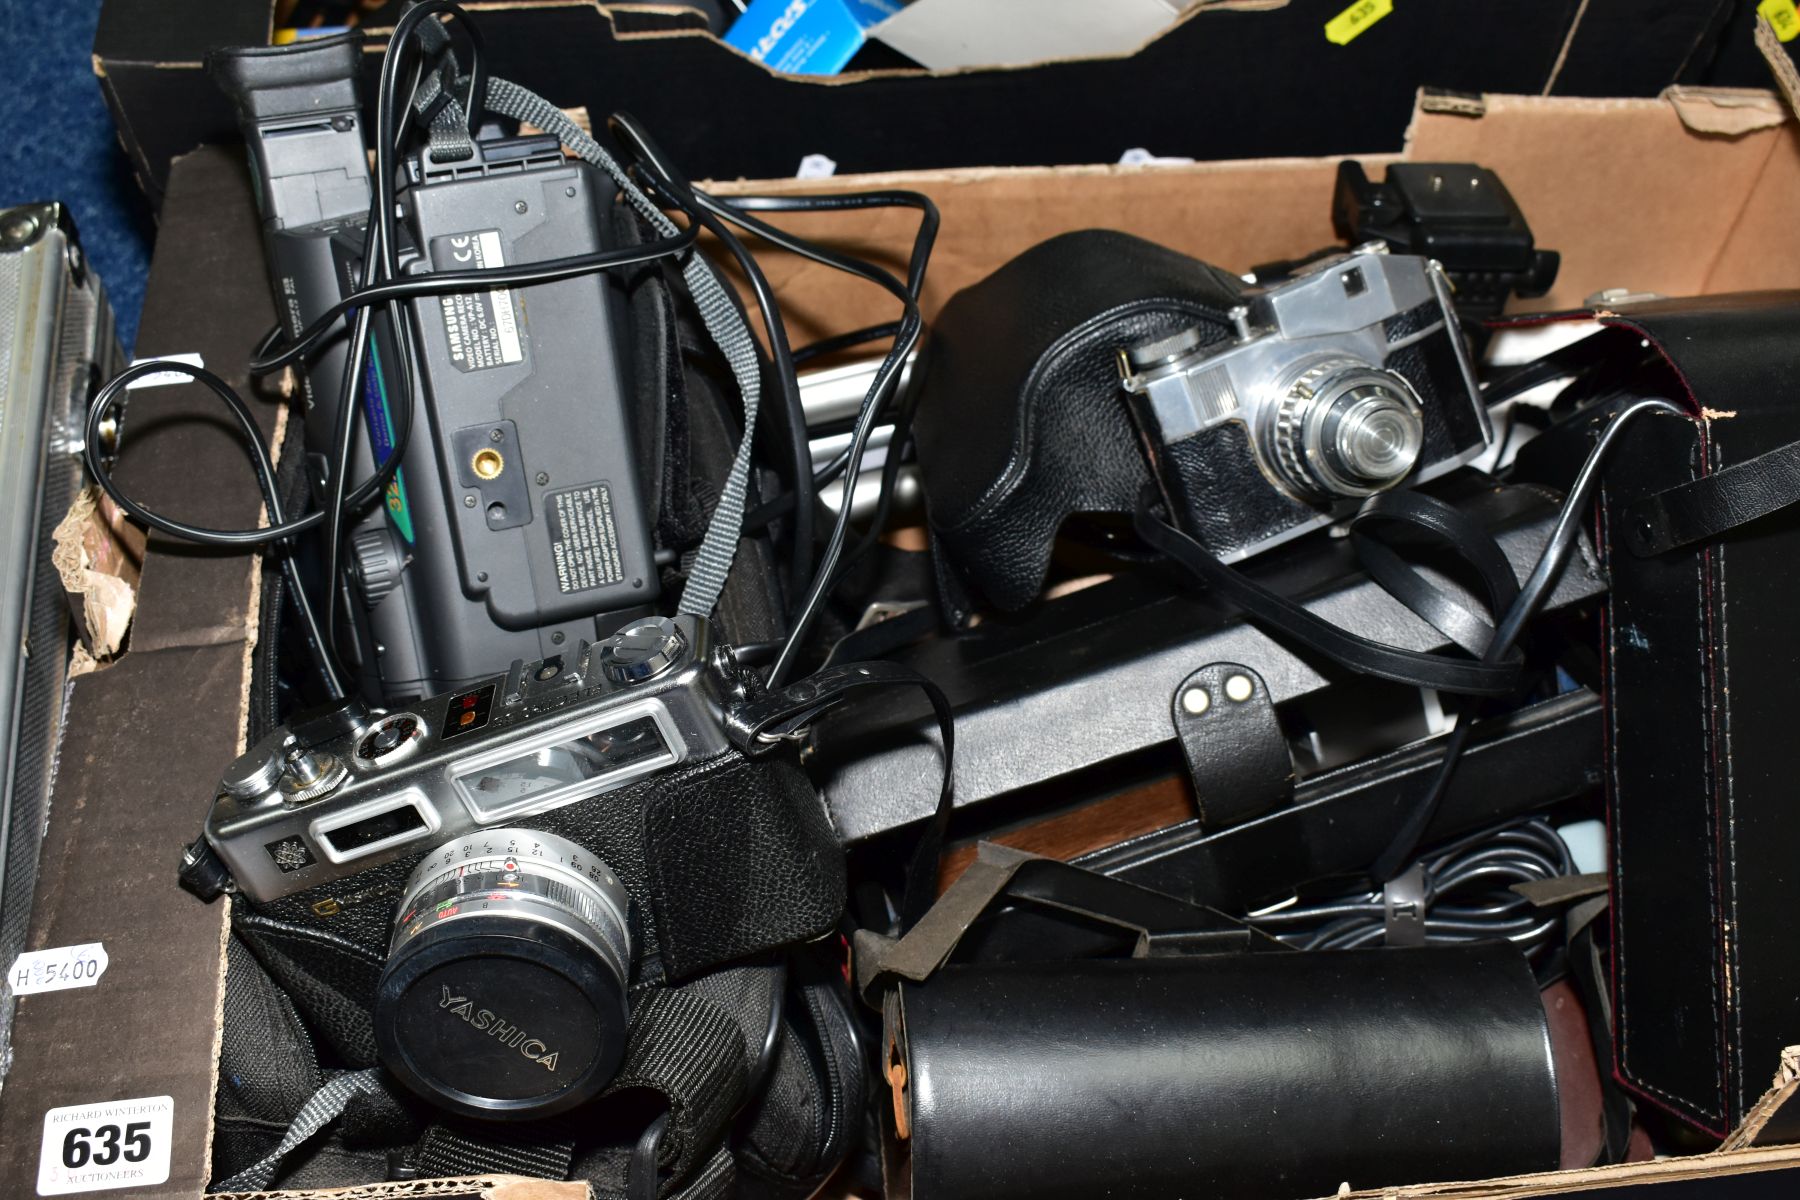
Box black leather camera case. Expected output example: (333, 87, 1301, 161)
(911, 230, 1244, 621)
(1595, 292, 1800, 1135)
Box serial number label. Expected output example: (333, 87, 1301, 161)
(544, 483, 626, 595)
(9, 944, 108, 997)
(37, 1096, 172, 1194)
(430, 230, 524, 372)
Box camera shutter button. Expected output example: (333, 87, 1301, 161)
(600, 616, 685, 684)
(278, 748, 349, 804)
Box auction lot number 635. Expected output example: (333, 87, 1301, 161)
(60, 1122, 152, 1169)
(36, 1095, 173, 1195)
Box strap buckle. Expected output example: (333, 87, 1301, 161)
(1172, 663, 1293, 830)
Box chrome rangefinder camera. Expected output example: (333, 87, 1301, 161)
(1119, 246, 1491, 561)
(188, 614, 845, 1121)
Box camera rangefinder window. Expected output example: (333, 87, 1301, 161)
(452, 715, 671, 818)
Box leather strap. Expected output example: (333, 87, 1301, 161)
(1172, 663, 1291, 828)
(1134, 490, 1523, 696)
(1351, 490, 1520, 657)
(1625, 435, 1800, 556)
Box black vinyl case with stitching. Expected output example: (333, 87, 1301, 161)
(1595, 292, 1800, 1137)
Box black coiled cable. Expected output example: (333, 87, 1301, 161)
(1246, 818, 1575, 962)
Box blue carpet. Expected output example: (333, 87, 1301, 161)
(0, 0, 154, 351)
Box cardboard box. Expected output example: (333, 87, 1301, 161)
(700, 87, 1800, 341)
(10, 85, 1800, 1199)
(94, 0, 1770, 209)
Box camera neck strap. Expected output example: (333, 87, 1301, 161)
(213, 1070, 386, 1192)
(216, 974, 760, 1195)
(1133, 487, 1526, 697)
(406, 9, 476, 163)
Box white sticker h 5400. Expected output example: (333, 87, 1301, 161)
(9, 943, 108, 996)
(37, 1096, 173, 1195)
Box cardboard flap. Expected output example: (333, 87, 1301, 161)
(1335, 1148, 1800, 1198)
(1758, 14, 1800, 120)
(216, 1175, 592, 1199)
(1663, 85, 1791, 135)
(51, 486, 145, 663)
(1724, 1047, 1800, 1150)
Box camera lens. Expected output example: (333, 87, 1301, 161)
(1270, 360, 1424, 499)
(1323, 384, 1424, 490)
(373, 829, 631, 1121)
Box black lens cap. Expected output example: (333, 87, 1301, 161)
(374, 915, 629, 1120)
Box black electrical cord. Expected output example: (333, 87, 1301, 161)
(791, 320, 902, 366)
(83, 3, 700, 690)
(751, 326, 918, 556)
(808, 442, 858, 491)
(688, 190, 936, 687)
(320, 303, 378, 669)
(1137, 498, 1525, 697)
(1479, 328, 1625, 411)
(83, 360, 346, 697)
(748, 962, 791, 1099)
(607, 114, 938, 682)
(833, 347, 927, 584)
(322, 0, 439, 681)
(247, 230, 701, 376)
(772, 323, 919, 686)
(602, 113, 819, 608)
(78, 2, 453, 692)
(624, 960, 787, 1200)
(199, 233, 695, 536)
(693, 214, 819, 599)
(1368, 395, 1684, 880)
(84, 363, 396, 548)
(740, 437, 871, 534)
(324, 0, 519, 670)
(90, 4, 935, 697)
(1247, 818, 1574, 961)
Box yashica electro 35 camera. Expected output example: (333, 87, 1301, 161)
(189, 613, 844, 1121)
